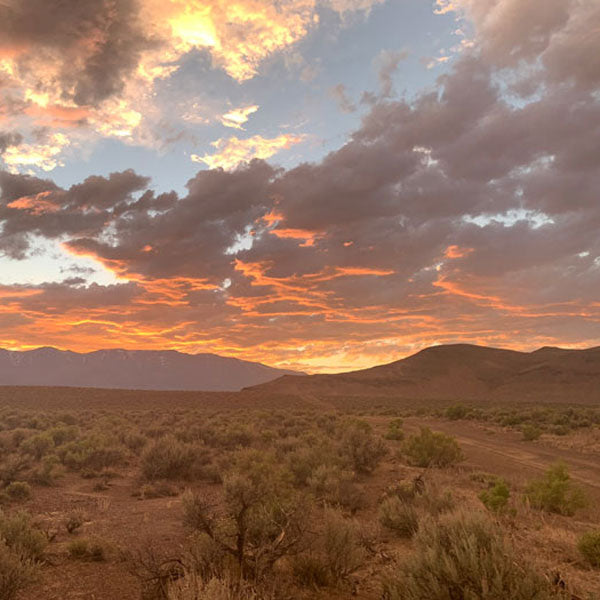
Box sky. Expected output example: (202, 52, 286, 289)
(0, 0, 599, 373)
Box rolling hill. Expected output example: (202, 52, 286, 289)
(246, 344, 600, 403)
(0, 347, 299, 392)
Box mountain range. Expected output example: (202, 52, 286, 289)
(0, 347, 298, 392)
(247, 344, 600, 403)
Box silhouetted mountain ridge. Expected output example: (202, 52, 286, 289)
(0, 347, 300, 392)
(246, 343, 600, 403)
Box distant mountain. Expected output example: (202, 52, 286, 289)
(246, 344, 600, 403)
(0, 348, 300, 392)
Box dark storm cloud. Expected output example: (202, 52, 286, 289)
(0, 0, 151, 107)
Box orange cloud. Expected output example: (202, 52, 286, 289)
(270, 227, 323, 247)
(2, 134, 69, 172)
(7, 191, 60, 215)
(220, 105, 259, 130)
(444, 244, 474, 259)
(25, 104, 91, 128)
(192, 134, 305, 170)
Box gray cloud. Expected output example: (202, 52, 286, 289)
(0, 131, 23, 153)
(330, 84, 357, 113)
(375, 49, 409, 97)
(1, 0, 599, 365)
(0, 0, 151, 107)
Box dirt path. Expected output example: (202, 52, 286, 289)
(403, 417, 600, 495)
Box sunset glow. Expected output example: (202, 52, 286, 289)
(1, 0, 599, 372)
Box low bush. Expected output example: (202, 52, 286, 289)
(136, 482, 179, 500)
(378, 497, 418, 538)
(340, 420, 387, 474)
(522, 425, 542, 441)
(65, 511, 85, 534)
(577, 530, 600, 567)
(59, 434, 125, 472)
(141, 437, 210, 481)
(20, 433, 53, 461)
(0, 511, 46, 561)
(30, 455, 63, 486)
(525, 462, 587, 516)
(479, 478, 510, 513)
(0, 541, 37, 600)
(5, 482, 32, 502)
(0, 455, 29, 487)
(419, 487, 455, 517)
(382, 512, 560, 600)
(307, 465, 365, 513)
(68, 539, 105, 561)
(292, 554, 330, 588)
(294, 509, 365, 588)
(384, 419, 404, 441)
(402, 428, 464, 468)
(445, 404, 469, 420)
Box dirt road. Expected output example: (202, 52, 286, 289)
(401, 417, 600, 497)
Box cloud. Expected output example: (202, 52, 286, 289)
(220, 105, 259, 130)
(375, 49, 409, 97)
(1, 0, 599, 371)
(0, 131, 23, 153)
(1, 133, 70, 173)
(0, 0, 385, 173)
(330, 84, 356, 113)
(192, 134, 306, 170)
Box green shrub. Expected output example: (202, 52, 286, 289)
(47, 425, 78, 446)
(65, 512, 84, 534)
(0, 541, 37, 600)
(419, 488, 455, 517)
(378, 497, 418, 538)
(340, 420, 387, 474)
(67, 539, 105, 561)
(445, 404, 469, 420)
(384, 419, 404, 441)
(0, 455, 29, 487)
(382, 512, 558, 600)
(136, 482, 179, 500)
(182, 449, 307, 580)
(20, 433, 53, 461)
(522, 425, 542, 441)
(318, 509, 366, 585)
(122, 432, 148, 454)
(67, 539, 89, 559)
(30, 455, 63, 486)
(0, 511, 46, 561)
(402, 428, 464, 468)
(525, 462, 587, 516)
(59, 434, 125, 472)
(292, 554, 330, 588)
(577, 531, 600, 567)
(141, 437, 209, 481)
(479, 478, 510, 513)
(5, 482, 32, 502)
(307, 465, 365, 512)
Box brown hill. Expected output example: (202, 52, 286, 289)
(245, 344, 600, 403)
